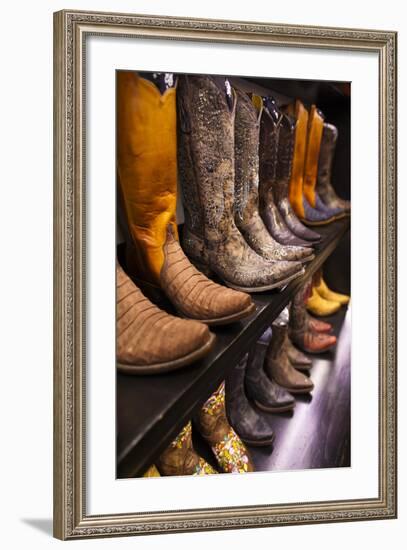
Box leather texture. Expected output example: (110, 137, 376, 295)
(177, 75, 304, 292)
(225, 356, 275, 445)
(117, 72, 178, 286)
(306, 313, 333, 333)
(160, 226, 255, 324)
(289, 281, 337, 353)
(265, 323, 314, 393)
(317, 123, 351, 212)
(156, 422, 217, 476)
(285, 336, 312, 368)
(234, 90, 312, 262)
(307, 286, 341, 316)
(258, 104, 315, 249)
(316, 277, 350, 306)
(245, 344, 295, 411)
(116, 263, 214, 373)
(195, 382, 254, 473)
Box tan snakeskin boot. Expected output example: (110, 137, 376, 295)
(156, 422, 217, 476)
(117, 71, 255, 324)
(234, 89, 312, 264)
(116, 263, 215, 374)
(195, 382, 254, 474)
(177, 75, 304, 292)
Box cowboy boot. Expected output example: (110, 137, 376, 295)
(303, 106, 344, 221)
(245, 342, 296, 413)
(285, 335, 312, 370)
(272, 110, 321, 243)
(289, 281, 337, 353)
(116, 263, 215, 374)
(156, 422, 217, 476)
(264, 322, 314, 394)
(307, 286, 341, 316)
(117, 71, 254, 324)
(317, 123, 351, 213)
(257, 100, 315, 248)
(306, 312, 333, 333)
(225, 356, 275, 446)
(177, 75, 304, 293)
(315, 275, 350, 306)
(285, 101, 339, 226)
(233, 90, 312, 264)
(195, 382, 254, 473)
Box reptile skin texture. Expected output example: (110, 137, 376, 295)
(233, 89, 312, 262)
(225, 356, 275, 446)
(177, 75, 305, 292)
(317, 123, 351, 213)
(195, 382, 254, 473)
(156, 422, 217, 476)
(264, 323, 314, 393)
(116, 263, 214, 374)
(258, 104, 315, 248)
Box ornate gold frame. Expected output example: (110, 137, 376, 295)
(53, 9, 397, 540)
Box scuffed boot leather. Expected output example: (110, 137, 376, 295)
(195, 382, 254, 473)
(177, 75, 304, 292)
(285, 335, 312, 370)
(116, 263, 215, 374)
(233, 89, 312, 264)
(289, 282, 337, 354)
(317, 123, 351, 213)
(245, 343, 295, 412)
(117, 71, 255, 324)
(156, 422, 217, 476)
(273, 112, 321, 243)
(265, 323, 314, 394)
(225, 356, 275, 446)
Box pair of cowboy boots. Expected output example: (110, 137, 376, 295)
(177, 75, 314, 293)
(285, 100, 349, 226)
(289, 279, 337, 353)
(157, 384, 254, 476)
(306, 269, 350, 317)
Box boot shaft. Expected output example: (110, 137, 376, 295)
(303, 105, 325, 208)
(317, 123, 338, 188)
(258, 104, 279, 207)
(274, 114, 296, 203)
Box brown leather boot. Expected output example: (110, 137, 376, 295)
(285, 335, 312, 370)
(117, 71, 255, 324)
(177, 75, 305, 293)
(289, 281, 337, 354)
(156, 422, 217, 476)
(265, 323, 314, 394)
(116, 263, 215, 374)
(317, 123, 351, 213)
(195, 382, 254, 473)
(233, 89, 312, 264)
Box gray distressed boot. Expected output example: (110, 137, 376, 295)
(225, 356, 275, 446)
(177, 75, 304, 293)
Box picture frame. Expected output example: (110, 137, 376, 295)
(53, 9, 397, 540)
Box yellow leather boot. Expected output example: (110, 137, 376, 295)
(303, 106, 324, 208)
(143, 465, 160, 477)
(306, 286, 341, 316)
(316, 277, 350, 306)
(286, 100, 307, 220)
(117, 72, 254, 325)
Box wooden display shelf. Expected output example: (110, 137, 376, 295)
(117, 217, 350, 478)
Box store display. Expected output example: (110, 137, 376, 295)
(225, 357, 275, 446)
(116, 71, 351, 479)
(177, 75, 306, 292)
(116, 263, 215, 374)
(264, 322, 314, 393)
(233, 89, 312, 263)
(317, 123, 351, 213)
(245, 345, 296, 413)
(289, 281, 337, 353)
(156, 422, 217, 476)
(195, 383, 254, 473)
(258, 98, 317, 249)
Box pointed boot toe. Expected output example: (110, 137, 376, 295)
(306, 287, 341, 316)
(316, 278, 350, 306)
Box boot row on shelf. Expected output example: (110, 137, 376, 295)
(143, 275, 349, 477)
(116, 72, 350, 375)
